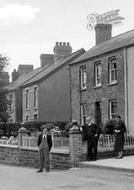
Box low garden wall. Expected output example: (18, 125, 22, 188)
(0, 125, 134, 169)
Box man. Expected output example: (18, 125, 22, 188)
(37, 125, 52, 172)
(113, 115, 126, 159)
(82, 116, 100, 161)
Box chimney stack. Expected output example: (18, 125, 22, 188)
(95, 24, 112, 45)
(40, 54, 54, 67)
(18, 64, 33, 77)
(53, 42, 72, 63)
(12, 69, 19, 82)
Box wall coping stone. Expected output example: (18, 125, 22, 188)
(0, 144, 18, 149)
(20, 147, 38, 151)
(51, 148, 70, 154)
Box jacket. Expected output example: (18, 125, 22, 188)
(37, 133, 52, 151)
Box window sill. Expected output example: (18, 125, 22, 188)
(34, 107, 38, 111)
(79, 88, 87, 92)
(93, 85, 102, 89)
(107, 82, 117, 86)
(26, 108, 30, 111)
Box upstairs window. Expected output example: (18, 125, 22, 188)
(26, 89, 29, 109)
(95, 62, 102, 87)
(80, 66, 87, 90)
(109, 57, 117, 84)
(34, 87, 38, 108)
(109, 100, 117, 119)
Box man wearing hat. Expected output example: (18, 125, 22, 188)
(82, 116, 100, 161)
(37, 124, 52, 172)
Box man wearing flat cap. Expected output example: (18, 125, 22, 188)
(37, 124, 52, 173)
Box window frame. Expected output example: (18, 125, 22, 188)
(34, 87, 38, 108)
(79, 65, 87, 90)
(109, 99, 117, 119)
(108, 57, 117, 84)
(9, 94, 13, 111)
(26, 89, 29, 110)
(95, 61, 102, 87)
(80, 104, 87, 125)
(25, 114, 29, 122)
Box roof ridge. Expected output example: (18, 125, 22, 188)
(21, 48, 85, 87)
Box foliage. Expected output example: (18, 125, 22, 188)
(104, 119, 116, 134)
(0, 121, 69, 137)
(0, 54, 10, 123)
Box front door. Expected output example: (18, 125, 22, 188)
(95, 101, 101, 127)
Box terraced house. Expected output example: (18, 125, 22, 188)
(70, 24, 134, 135)
(21, 43, 85, 122)
(6, 65, 43, 122)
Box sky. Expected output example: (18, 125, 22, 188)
(1, 0, 134, 80)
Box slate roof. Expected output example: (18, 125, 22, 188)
(5, 66, 46, 91)
(71, 29, 134, 64)
(22, 48, 85, 87)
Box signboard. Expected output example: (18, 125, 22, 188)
(87, 9, 124, 31)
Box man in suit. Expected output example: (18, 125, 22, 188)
(82, 116, 100, 161)
(37, 125, 52, 173)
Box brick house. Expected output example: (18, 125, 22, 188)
(70, 24, 134, 135)
(21, 43, 85, 122)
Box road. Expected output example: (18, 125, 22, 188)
(0, 164, 134, 190)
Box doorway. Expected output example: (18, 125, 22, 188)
(95, 101, 101, 127)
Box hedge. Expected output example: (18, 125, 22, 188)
(0, 121, 69, 137)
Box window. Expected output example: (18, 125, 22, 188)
(80, 66, 87, 90)
(109, 57, 117, 84)
(26, 115, 29, 122)
(109, 100, 117, 119)
(26, 89, 29, 109)
(95, 62, 102, 87)
(34, 114, 37, 121)
(80, 104, 87, 125)
(34, 87, 37, 108)
(9, 94, 13, 111)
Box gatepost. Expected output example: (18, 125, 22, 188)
(18, 126, 28, 147)
(69, 120, 83, 167)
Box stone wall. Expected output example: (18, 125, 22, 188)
(70, 49, 125, 126)
(0, 144, 70, 169)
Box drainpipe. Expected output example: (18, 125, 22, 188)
(68, 65, 72, 122)
(124, 47, 129, 134)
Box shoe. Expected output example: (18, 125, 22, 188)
(46, 170, 50, 172)
(36, 170, 43, 173)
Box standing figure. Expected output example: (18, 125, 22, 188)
(113, 115, 126, 159)
(37, 125, 52, 172)
(82, 116, 100, 161)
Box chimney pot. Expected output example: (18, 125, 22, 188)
(53, 41, 72, 63)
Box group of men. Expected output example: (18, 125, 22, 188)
(36, 114, 126, 173)
(82, 114, 126, 161)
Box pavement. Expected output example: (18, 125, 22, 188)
(79, 155, 134, 172)
(1, 156, 134, 189)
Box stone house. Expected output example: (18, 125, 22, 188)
(70, 24, 134, 135)
(21, 43, 85, 122)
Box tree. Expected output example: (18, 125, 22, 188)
(0, 54, 10, 123)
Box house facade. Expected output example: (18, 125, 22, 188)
(21, 43, 85, 122)
(70, 24, 134, 135)
(6, 65, 42, 122)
